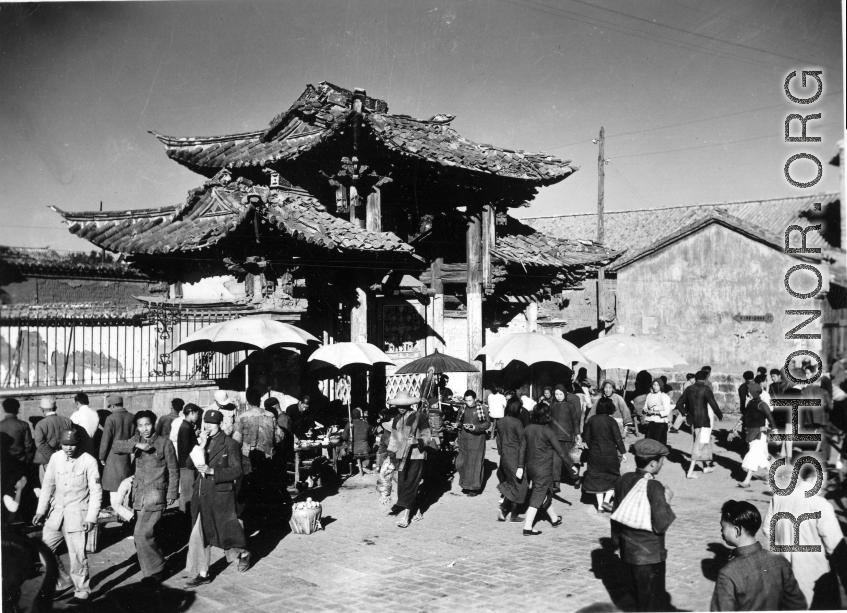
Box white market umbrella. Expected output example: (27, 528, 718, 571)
(476, 332, 588, 369)
(307, 342, 395, 372)
(579, 335, 688, 371)
(173, 316, 319, 355)
(580, 334, 688, 390)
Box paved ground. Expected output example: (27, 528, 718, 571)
(20, 422, 847, 612)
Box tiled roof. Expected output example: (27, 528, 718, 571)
(607, 209, 824, 271)
(52, 176, 413, 256)
(522, 193, 840, 253)
(493, 217, 619, 268)
(152, 81, 576, 184)
(0, 247, 150, 279)
(0, 302, 147, 324)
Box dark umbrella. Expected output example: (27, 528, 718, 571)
(394, 350, 479, 411)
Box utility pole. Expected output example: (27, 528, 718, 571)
(596, 127, 606, 387)
(99, 201, 106, 263)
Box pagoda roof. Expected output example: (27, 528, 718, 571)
(493, 217, 620, 269)
(151, 82, 576, 184)
(52, 174, 414, 256)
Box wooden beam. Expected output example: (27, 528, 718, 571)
(419, 263, 481, 285)
(467, 214, 483, 395)
(431, 257, 444, 352)
(482, 205, 493, 288)
(366, 187, 381, 232)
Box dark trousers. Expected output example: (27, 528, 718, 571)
(629, 561, 667, 612)
(396, 459, 424, 511)
(645, 423, 669, 447)
(135, 509, 165, 578)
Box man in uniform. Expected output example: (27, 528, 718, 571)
(33, 429, 102, 604)
(184, 409, 250, 587)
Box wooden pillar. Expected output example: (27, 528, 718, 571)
(482, 205, 493, 288)
(596, 126, 606, 386)
(350, 270, 368, 408)
(526, 298, 538, 332)
(366, 187, 381, 232)
(431, 258, 444, 352)
(467, 213, 483, 395)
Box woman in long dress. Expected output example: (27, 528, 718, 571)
(516, 404, 577, 535)
(738, 385, 777, 488)
(455, 390, 490, 496)
(582, 397, 627, 513)
(495, 397, 528, 522)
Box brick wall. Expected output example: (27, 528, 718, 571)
(4, 276, 167, 306)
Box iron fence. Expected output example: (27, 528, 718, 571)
(0, 307, 248, 389)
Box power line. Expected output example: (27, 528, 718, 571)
(542, 89, 843, 152)
(495, 0, 780, 71)
(563, 0, 836, 69)
(608, 164, 651, 207)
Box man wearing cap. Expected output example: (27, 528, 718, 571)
(99, 394, 135, 508)
(610, 438, 676, 613)
(386, 391, 431, 527)
(184, 408, 250, 587)
(33, 397, 73, 483)
(208, 391, 238, 437)
(33, 429, 102, 604)
(675, 370, 723, 479)
(763, 451, 845, 609)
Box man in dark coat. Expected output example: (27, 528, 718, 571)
(112, 411, 178, 586)
(1, 398, 34, 501)
(33, 397, 73, 483)
(155, 398, 184, 439)
(675, 371, 723, 479)
(184, 409, 250, 587)
(177, 404, 202, 515)
(99, 394, 135, 508)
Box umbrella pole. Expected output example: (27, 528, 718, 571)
(623, 369, 629, 393)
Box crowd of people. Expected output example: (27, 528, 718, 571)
(1, 352, 846, 611)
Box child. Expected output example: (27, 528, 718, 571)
(711, 499, 806, 611)
(342, 408, 374, 475)
(610, 439, 675, 612)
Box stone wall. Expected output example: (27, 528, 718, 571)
(615, 369, 745, 415)
(615, 223, 824, 373)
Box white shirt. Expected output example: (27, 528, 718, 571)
(487, 393, 506, 419)
(763, 480, 844, 606)
(70, 405, 100, 438)
(521, 395, 536, 411)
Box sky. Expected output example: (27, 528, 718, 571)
(0, 0, 843, 252)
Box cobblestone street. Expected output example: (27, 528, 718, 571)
(39, 424, 847, 613)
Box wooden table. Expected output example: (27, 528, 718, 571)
(293, 440, 344, 487)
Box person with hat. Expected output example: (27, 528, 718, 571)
(737, 383, 778, 488)
(548, 383, 582, 492)
(184, 408, 250, 587)
(111, 410, 178, 587)
(33, 428, 102, 604)
(675, 370, 723, 479)
(583, 397, 627, 513)
(610, 438, 675, 613)
(33, 397, 73, 483)
(207, 390, 238, 437)
(99, 394, 135, 508)
(762, 450, 845, 609)
(455, 390, 491, 496)
(386, 391, 431, 527)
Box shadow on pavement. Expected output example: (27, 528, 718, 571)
(589, 537, 635, 612)
(700, 541, 732, 582)
(88, 581, 196, 613)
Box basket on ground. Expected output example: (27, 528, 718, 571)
(289, 503, 323, 534)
